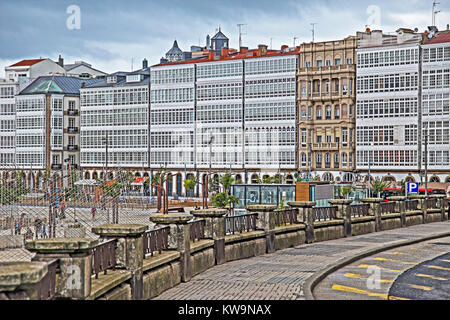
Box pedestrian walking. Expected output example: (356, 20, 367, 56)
(15, 220, 20, 235)
(91, 207, 96, 221)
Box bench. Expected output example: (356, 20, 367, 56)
(167, 207, 185, 213)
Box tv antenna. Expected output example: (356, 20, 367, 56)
(237, 23, 247, 48)
(311, 23, 317, 42)
(432, 1, 440, 26)
(293, 37, 298, 47)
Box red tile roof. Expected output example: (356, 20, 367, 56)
(9, 59, 46, 67)
(426, 31, 450, 45)
(154, 47, 301, 67)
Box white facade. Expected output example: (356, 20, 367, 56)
(80, 74, 149, 172)
(0, 80, 18, 167)
(356, 29, 423, 182)
(421, 38, 450, 182)
(150, 50, 299, 185)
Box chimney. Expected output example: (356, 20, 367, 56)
(142, 58, 148, 69)
(281, 45, 289, 52)
(221, 48, 229, 57)
(240, 47, 248, 53)
(58, 55, 64, 67)
(208, 51, 215, 60)
(258, 44, 268, 56)
(81, 81, 85, 88)
(447, 24, 449, 31)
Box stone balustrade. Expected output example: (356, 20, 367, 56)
(1, 195, 448, 300)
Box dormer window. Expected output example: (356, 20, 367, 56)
(107, 76, 117, 84)
(126, 75, 142, 83)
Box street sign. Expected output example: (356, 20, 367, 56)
(407, 182, 419, 195)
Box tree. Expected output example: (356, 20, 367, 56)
(370, 178, 390, 198)
(339, 185, 353, 199)
(211, 193, 239, 209)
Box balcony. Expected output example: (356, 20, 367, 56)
(298, 64, 356, 76)
(311, 143, 340, 151)
(67, 127, 79, 133)
(67, 109, 79, 116)
(51, 164, 62, 170)
(67, 145, 79, 151)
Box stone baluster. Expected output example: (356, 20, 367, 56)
(191, 209, 227, 265)
(149, 214, 193, 283)
(92, 224, 147, 300)
(246, 205, 277, 254)
(25, 238, 99, 300)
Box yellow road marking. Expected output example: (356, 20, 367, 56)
(441, 260, 450, 263)
(344, 273, 393, 283)
(416, 274, 448, 281)
(389, 296, 411, 301)
(425, 265, 450, 271)
(409, 284, 433, 291)
(358, 264, 402, 273)
(374, 257, 417, 265)
(331, 284, 387, 299)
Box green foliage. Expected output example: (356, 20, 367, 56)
(339, 185, 353, 199)
(184, 179, 196, 191)
(370, 178, 390, 197)
(211, 192, 239, 209)
(100, 181, 122, 198)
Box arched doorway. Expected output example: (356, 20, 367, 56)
(84, 172, 91, 179)
(92, 172, 98, 180)
(405, 175, 415, 183)
(430, 175, 440, 183)
(235, 174, 242, 184)
(322, 172, 334, 182)
(176, 174, 182, 197)
(185, 173, 195, 198)
(285, 175, 294, 185)
(251, 174, 260, 184)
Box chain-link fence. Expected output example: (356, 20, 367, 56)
(0, 168, 174, 263)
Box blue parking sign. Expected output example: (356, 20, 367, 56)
(407, 183, 419, 194)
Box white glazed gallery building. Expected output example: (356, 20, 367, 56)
(149, 43, 300, 196)
(356, 28, 450, 184)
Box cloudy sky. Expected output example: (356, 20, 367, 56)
(0, 0, 449, 77)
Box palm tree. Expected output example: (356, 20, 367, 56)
(370, 178, 390, 198)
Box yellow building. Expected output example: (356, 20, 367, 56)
(297, 36, 357, 183)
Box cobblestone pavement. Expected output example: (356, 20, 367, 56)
(154, 221, 450, 300)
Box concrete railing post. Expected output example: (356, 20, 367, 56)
(287, 202, 316, 244)
(409, 195, 428, 224)
(246, 205, 277, 254)
(329, 199, 353, 237)
(25, 238, 99, 300)
(149, 214, 193, 283)
(191, 209, 227, 265)
(92, 224, 147, 300)
(388, 196, 406, 227)
(430, 195, 446, 222)
(0, 261, 51, 300)
(361, 198, 383, 232)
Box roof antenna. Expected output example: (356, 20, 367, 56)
(237, 23, 247, 48)
(432, 1, 440, 27)
(311, 23, 317, 42)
